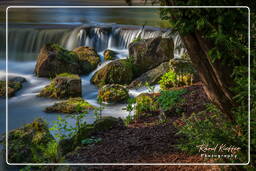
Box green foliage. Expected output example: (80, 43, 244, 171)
(122, 98, 136, 125)
(159, 70, 193, 90)
(81, 137, 102, 145)
(50, 105, 88, 141)
(40, 140, 59, 162)
(145, 81, 156, 93)
(176, 104, 249, 163)
(157, 89, 186, 112)
(135, 94, 159, 119)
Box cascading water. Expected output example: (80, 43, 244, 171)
(0, 23, 186, 147)
(0, 24, 185, 61)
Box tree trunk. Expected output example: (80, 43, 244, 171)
(181, 33, 236, 123)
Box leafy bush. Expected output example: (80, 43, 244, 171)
(159, 70, 193, 90)
(157, 89, 186, 112)
(135, 94, 159, 119)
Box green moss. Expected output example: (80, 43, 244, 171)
(47, 43, 79, 64)
(104, 50, 117, 61)
(91, 59, 133, 87)
(0, 81, 22, 97)
(45, 97, 95, 114)
(6, 118, 55, 163)
(98, 84, 129, 103)
(57, 73, 80, 79)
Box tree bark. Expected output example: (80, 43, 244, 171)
(181, 33, 236, 123)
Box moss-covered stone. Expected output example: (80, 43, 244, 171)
(4, 118, 54, 163)
(0, 81, 22, 97)
(103, 49, 117, 61)
(34, 44, 81, 78)
(73, 46, 101, 74)
(98, 84, 129, 103)
(38, 73, 82, 99)
(45, 97, 95, 114)
(128, 37, 174, 76)
(91, 59, 133, 87)
(93, 116, 122, 132)
(135, 93, 159, 119)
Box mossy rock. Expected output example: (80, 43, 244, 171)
(0, 81, 22, 97)
(98, 84, 129, 103)
(45, 97, 95, 114)
(93, 116, 123, 132)
(73, 46, 101, 74)
(4, 118, 54, 163)
(38, 73, 82, 99)
(128, 37, 174, 76)
(91, 59, 133, 87)
(34, 44, 81, 78)
(103, 49, 117, 61)
(135, 93, 159, 119)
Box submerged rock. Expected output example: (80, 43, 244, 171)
(128, 36, 174, 76)
(0, 81, 22, 97)
(91, 59, 133, 87)
(38, 73, 82, 99)
(98, 84, 129, 103)
(129, 62, 169, 88)
(34, 44, 81, 77)
(73, 46, 101, 73)
(45, 97, 95, 114)
(103, 49, 117, 61)
(4, 118, 54, 163)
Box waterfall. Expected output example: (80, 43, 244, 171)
(0, 24, 186, 61)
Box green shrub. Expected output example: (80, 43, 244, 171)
(135, 94, 159, 120)
(157, 89, 186, 112)
(159, 70, 193, 90)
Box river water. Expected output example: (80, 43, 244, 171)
(0, 7, 185, 168)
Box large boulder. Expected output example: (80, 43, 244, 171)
(128, 36, 174, 76)
(45, 97, 95, 114)
(103, 49, 117, 61)
(91, 59, 133, 87)
(129, 62, 169, 88)
(4, 118, 54, 163)
(98, 84, 129, 103)
(34, 44, 81, 77)
(73, 46, 101, 73)
(38, 73, 82, 99)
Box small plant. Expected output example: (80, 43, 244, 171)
(122, 98, 136, 125)
(159, 70, 177, 90)
(157, 89, 186, 112)
(50, 103, 89, 141)
(81, 137, 102, 145)
(95, 96, 104, 119)
(145, 82, 156, 93)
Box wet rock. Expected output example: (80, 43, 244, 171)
(0, 81, 22, 97)
(91, 59, 133, 87)
(34, 44, 81, 77)
(128, 36, 174, 76)
(73, 46, 101, 73)
(103, 49, 117, 61)
(45, 97, 95, 114)
(129, 62, 169, 88)
(3, 118, 54, 163)
(38, 73, 82, 99)
(98, 84, 129, 103)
